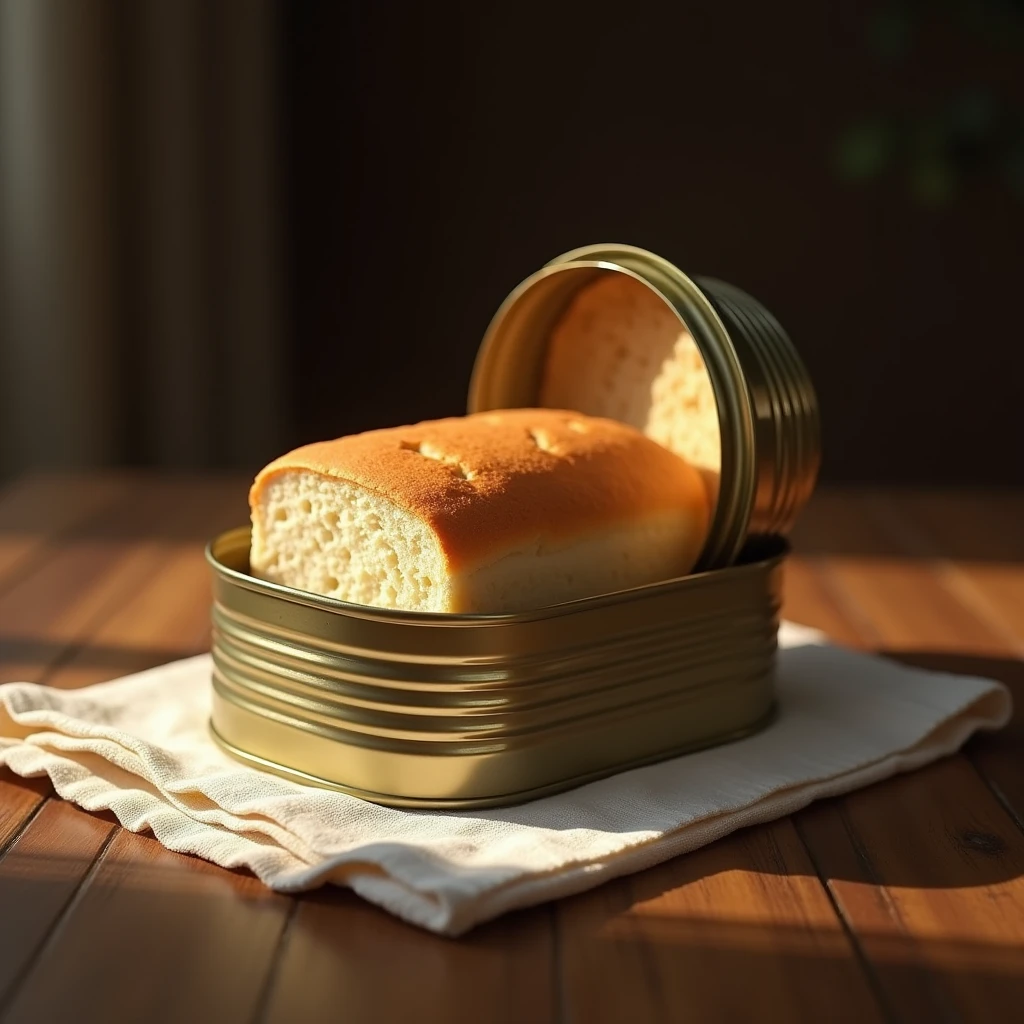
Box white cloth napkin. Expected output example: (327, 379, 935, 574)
(0, 623, 1011, 936)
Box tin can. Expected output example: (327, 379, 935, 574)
(469, 244, 821, 570)
(208, 528, 784, 807)
(206, 244, 819, 807)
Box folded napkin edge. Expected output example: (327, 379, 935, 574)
(434, 689, 1011, 936)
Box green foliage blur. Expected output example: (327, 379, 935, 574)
(835, 1, 1024, 204)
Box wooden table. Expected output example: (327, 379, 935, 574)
(0, 475, 1022, 1023)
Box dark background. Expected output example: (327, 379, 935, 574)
(2, 1, 1022, 485)
(286, 1, 1024, 485)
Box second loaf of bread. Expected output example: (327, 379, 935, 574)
(540, 273, 722, 507)
(249, 409, 709, 614)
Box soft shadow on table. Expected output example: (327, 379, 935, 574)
(268, 862, 1024, 1020)
(2, 643, 1022, 1005)
(1, 838, 1020, 1023)
(3, 644, 1021, 898)
(0, 638, 206, 687)
(2, 755, 1024, 1019)
(3, 809, 1022, 988)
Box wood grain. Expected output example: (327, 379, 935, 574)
(787, 490, 1024, 1022)
(789, 492, 1002, 655)
(0, 477, 245, 687)
(263, 892, 556, 1024)
(0, 775, 45, 855)
(43, 488, 246, 689)
(1, 477, 1023, 1023)
(797, 763, 1024, 1023)
(2, 830, 291, 1024)
(783, 555, 869, 648)
(862, 491, 1024, 656)
(0, 475, 286, 1023)
(878, 492, 1024, 836)
(0, 800, 116, 1006)
(0, 475, 126, 591)
(557, 820, 885, 1024)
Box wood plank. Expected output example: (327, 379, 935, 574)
(0, 475, 126, 1008)
(893, 649, 1024, 841)
(871, 491, 1024, 847)
(0, 474, 131, 899)
(257, 495, 915, 1024)
(44, 487, 246, 689)
(790, 492, 1004, 656)
(0, 800, 116, 1005)
(0, 773, 46, 853)
(557, 819, 884, 1024)
(0, 476, 245, 686)
(4, 479, 1020, 1023)
(788, 490, 1024, 1022)
(796, 763, 1024, 1024)
(0, 475, 127, 593)
(5, 474, 554, 1024)
(864, 489, 1024, 670)
(784, 555, 872, 648)
(262, 892, 556, 1024)
(2, 829, 292, 1024)
(547, 499, 904, 1024)
(862, 491, 1024, 656)
(793, 487, 1024, 566)
(0, 474, 294, 1021)
(875, 489, 1024, 563)
(803, 492, 1024, 753)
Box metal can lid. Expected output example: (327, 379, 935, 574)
(468, 244, 820, 570)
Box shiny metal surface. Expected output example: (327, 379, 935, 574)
(205, 241, 817, 808)
(468, 243, 821, 570)
(207, 528, 786, 807)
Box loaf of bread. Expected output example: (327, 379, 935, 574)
(539, 273, 722, 506)
(249, 409, 709, 614)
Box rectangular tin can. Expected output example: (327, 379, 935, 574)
(208, 528, 785, 808)
(207, 244, 819, 808)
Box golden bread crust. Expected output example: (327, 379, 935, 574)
(251, 409, 709, 571)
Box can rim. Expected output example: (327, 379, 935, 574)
(206, 526, 788, 625)
(468, 243, 759, 570)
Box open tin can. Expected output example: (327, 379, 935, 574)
(206, 244, 820, 808)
